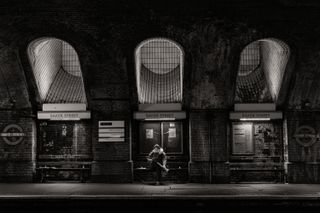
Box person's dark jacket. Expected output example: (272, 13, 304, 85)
(148, 148, 167, 166)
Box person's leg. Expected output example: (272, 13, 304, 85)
(155, 165, 161, 185)
(151, 162, 159, 184)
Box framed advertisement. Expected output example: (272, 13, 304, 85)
(232, 123, 254, 155)
(162, 122, 183, 154)
(98, 121, 125, 142)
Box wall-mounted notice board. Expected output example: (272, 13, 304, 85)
(232, 123, 254, 155)
(98, 121, 125, 142)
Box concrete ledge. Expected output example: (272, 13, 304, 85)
(288, 163, 320, 183)
(0, 176, 33, 183)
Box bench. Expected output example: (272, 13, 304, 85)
(134, 165, 188, 183)
(36, 163, 91, 183)
(229, 166, 285, 183)
(134, 166, 187, 172)
(230, 167, 284, 171)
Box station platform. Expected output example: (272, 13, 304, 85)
(1, 182, 320, 212)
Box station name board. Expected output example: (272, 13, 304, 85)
(146, 113, 175, 119)
(229, 111, 282, 120)
(37, 111, 91, 120)
(134, 111, 186, 120)
(240, 113, 271, 118)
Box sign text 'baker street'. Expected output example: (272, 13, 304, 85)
(50, 113, 78, 119)
(146, 113, 174, 119)
(241, 113, 271, 118)
(133, 111, 186, 120)
(37, 111, 91, 120)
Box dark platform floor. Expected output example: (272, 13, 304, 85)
(1, 182, 320, 212)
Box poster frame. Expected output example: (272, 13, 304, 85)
(231, 122, 254, 155)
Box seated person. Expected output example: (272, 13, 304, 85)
(147, 144, 169, 185)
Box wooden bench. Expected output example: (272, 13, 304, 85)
(134, 166, 188, 183)
(229, 167, 285, 183)
(36, 163, 91, 183)
(230, 167, 284, 171)
(134, 166, 187, 172)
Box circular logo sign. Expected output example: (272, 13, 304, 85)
(0, 124, 25, 145)
(293, 125, 318, 147)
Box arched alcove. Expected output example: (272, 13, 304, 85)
(28, 38, 87, 104)
(231, 38, 291, 183)
(28, 38, 91, 181)
(135, 38, 184, 104)
(235, 38, 290, 103)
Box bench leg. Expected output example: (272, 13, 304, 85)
(80, 170, 86, 183)
(40, 169, 46, 183)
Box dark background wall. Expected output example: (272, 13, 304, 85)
(0, 112, 35, 182)
(0, 0, 320, 182)
(229, 121, 284, 182)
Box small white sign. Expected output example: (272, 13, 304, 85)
(99, 133, 125, 138)
(168, 128, 176, 138)
(98, 120, 125, 142)
(98, 129, 125, 133)
(99, 121, 125, 128)
(146, 129, 154, 139)
(98, 138, 124, 142)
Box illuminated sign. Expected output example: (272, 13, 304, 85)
(146, 113, 174, 119)
(42, 103, 86, 111)
(134, 111, 186, 120)
(241, 113, 270, 118)
(98, 121, 125, 142)
(37, 111, 91, 120)
(229, 111, 282, 120)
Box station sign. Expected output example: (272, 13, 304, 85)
(133, 111, 186, 120)
(1, 124, 25, 145)
(229, 111, 282, 120)
(37, 111, 91, 120)
(293, 125, 319, 147)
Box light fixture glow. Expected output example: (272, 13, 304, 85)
(240, 118, 270, 121)
(145, 118, 175, 121)
(50, 118, 81, 121)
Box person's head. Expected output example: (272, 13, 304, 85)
(153, 144, 161, 152)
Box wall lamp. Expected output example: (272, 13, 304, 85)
(144, 118, 176, 121)
(240, 118, 270, 121)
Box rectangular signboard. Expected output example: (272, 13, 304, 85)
(42, 103, 87, 111)
(98, 133, 125, 138)
(98, 120, 125, 142)
(229, 111, 282, 120)
(37, 111, 91, 120)
(98, 129, 125, 133)
(234, 103, 276, 111)
(138, 103, 182, 111)
(232, 123, 254, 155)
(99, 121, 125, 128)
(133, 111, 186, 120)
(98, 138, 125, 142)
